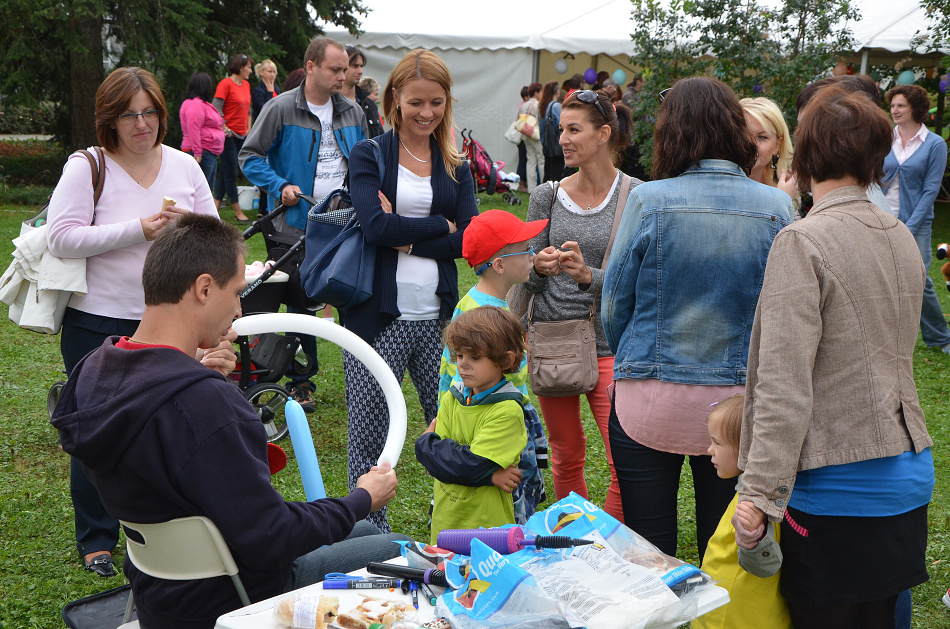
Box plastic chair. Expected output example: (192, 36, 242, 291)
(119, 516, 251, 624)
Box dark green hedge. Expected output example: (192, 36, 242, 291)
(0, 154, 68, 186)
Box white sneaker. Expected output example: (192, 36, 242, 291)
(943, 588, 950, 609)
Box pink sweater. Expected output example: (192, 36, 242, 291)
(47, 145, 219, 320)
(179, 97, 225, 161)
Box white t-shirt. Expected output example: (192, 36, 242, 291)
(307, 99, 347, 204)
(395, 164, 440, 320)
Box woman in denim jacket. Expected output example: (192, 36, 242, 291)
(602, 77, 794, 559)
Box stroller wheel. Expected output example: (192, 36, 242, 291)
(47, 381, 66, 420)
(245, 382, 291, 442)
(474, 196, 481, 206)
(512, 194, 523, 205)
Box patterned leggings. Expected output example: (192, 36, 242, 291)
(343, 319, 443, 532)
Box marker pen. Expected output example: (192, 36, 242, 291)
(409, 581, 419, 609)
(323, 578, 401, 590)
(419, 582, 438, 606)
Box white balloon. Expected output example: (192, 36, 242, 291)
(555, 58, 568, 74)
(232, 313, 407, 468)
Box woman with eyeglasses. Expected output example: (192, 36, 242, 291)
(522, 88, 639, 522)
(601, 77, 794, 560)
(46, 67, 220, 578)
(213, 53, 254, 221)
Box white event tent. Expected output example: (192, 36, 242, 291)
(323, 0, 944, 172)
(323, 0, 638, 176)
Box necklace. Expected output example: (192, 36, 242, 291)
(115, 147, 158, 187)
(399, 138, 431, 163)
(578, 171, 616, 211)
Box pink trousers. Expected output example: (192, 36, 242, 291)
(537, 356, 624, 521)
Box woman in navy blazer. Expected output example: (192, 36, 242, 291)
(883, 84, 950, 351)
(343, 49, 477, 532)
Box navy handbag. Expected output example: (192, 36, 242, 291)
(300, 139, 384, 311)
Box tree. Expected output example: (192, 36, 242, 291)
(628, 0, 858, 173)
(0, 0, 367, 150)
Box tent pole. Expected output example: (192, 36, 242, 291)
(860, 50, 869, 75)
(533, 50, 540, 83)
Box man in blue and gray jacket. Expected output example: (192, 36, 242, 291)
(240, 37, 369, 411)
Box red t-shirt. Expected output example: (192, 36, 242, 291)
(116, 337, 186, 353)
(214, 77, 252, 136)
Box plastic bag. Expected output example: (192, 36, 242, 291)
(272, 593, 338, 628)
(526, 493, 714, 597)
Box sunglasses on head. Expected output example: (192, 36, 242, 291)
(568, 90, 609, 121)
(658, 88, 672, 102)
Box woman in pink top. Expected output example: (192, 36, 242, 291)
(180, 72, 225, 190)
(213, 53, 254, 221)
(46, 67, 219, 578)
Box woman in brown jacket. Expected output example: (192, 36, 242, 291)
(736, 85, 934, 627)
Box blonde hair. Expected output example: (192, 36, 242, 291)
(383, 49, 462, 180)
(740, 97, 793, 181)
(359, 76, 379, 95)
(254, 59, 277, 80)
(707, 394, 744, 448)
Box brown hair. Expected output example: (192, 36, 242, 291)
(344, 44, 366, 66)
(796, 74, 880, 115)
(226, 54, 252, 76)
(383, 49, 462, 180)
(304, 38, 345, 68)
(651, 77, 757, 180)
(95, 67, 168, 152)
(443, 306, 525, 374)
(283, 68, 306, 92)
(562, 89, 631, 166)
(708, 394, 744, 448)
(886, 84, 931, 124)
(527, 82, 543, 98)
(538, 80, 560, 118)
(792, 85, 893, 189)
(143, 214, 247, 306)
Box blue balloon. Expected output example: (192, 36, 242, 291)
(896, 70, 916, 85)
(286, 399, 326, 501)
(612, 69, 626, 85)
(584, 68, 597, 85)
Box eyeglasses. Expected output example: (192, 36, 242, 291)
(568, 90, 609, 121)
(116, 110, 160, 124)
(474, 246, 534, 275)
(658, 88, 672, 102)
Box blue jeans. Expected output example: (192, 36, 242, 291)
(214, 135, 243, 205)
(286, 521, 411, 590)
(186, 150, 217, 192)
(914, 226, 950, 347)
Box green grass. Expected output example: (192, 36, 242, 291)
(2, 194, 950, 627)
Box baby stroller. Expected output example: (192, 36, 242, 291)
(45, 197, 318, 445)
(461, 128, 521, 205)
(234, 193, 321, 443)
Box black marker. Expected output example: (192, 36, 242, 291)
(419, 582, 438, 606)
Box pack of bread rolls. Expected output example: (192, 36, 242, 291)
(335, 596, 413, 628)
(273, 593, 339, 629)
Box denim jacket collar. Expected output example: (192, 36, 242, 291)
(682, 159, 749, 178)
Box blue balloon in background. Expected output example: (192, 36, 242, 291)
(940, 74, 949, 94)
(896, 70, 915, 85)
(612, 69, 626, 85)
(584, 68, 597, 85)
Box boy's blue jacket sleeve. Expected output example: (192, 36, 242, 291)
(415, 432, 497, 486)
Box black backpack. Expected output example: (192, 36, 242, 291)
(541, 105, 561, 158)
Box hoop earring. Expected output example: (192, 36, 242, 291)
(770, 154, 779, 170)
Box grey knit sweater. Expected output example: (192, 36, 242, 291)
(524, 174, 639, 357)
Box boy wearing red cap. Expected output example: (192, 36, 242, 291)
(433, 210, 549, 523)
